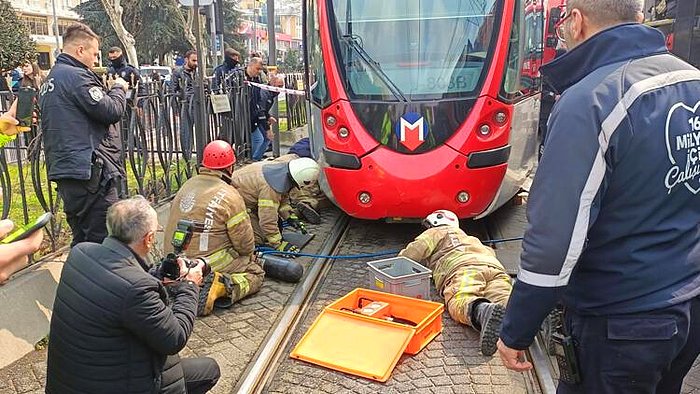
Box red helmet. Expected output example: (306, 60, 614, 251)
(202, 140, 236, 169)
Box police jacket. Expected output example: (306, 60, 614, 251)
(288, 137, 311, 158)
(46, 237, 200, 393)
(164, 168, 255, 273)
(501, 24, 700, 350)
(172, 66, 195, 100)
(211, 62, 242, 93)
(107, 62, 141, 87)
(229, 162, 294, 247)
(39, 54, 126, 182)
(399, 226, 505, 292)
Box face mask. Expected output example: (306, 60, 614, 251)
(225, 56, 239, 68)
(111, 55, 125, 68)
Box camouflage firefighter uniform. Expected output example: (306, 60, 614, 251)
(272, 153, 328, 212)
(229, 161, 294, 248)
(399, 225, 512, 327)
(165, 168, 264, 315)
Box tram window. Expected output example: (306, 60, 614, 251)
(500, 0, 543, 102)
(328, 0, 500, 101)
(307, 0, 331, 107)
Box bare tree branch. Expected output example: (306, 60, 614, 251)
(99, 0, 138, 65)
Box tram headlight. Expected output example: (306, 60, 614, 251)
(478, 124, 491, 137)
(358, 192, 371, 204)
(338, 127, 350, 139)
(326, 115, 337, 127)
(494, 111, 507, 125)
(457, 191, 470, 204)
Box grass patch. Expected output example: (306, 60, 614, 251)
(2, 155, 193, 256)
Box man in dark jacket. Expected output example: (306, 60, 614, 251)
(211, 48, 242, 92)
(39, 23, 128, 247)
(172, 50, 198, 162)
(497, 1, 700, 392)
(47, 196, 220, 394)
(251, 75, 284, 161)
(107, 46, 140, 87)
(245, 57, 268, 160)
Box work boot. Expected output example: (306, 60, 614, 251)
(197, 272, 229, 316)
(475, 302, 506, 356)
(296, 202, 321, 224)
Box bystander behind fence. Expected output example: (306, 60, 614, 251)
(0, 72, 306, 254)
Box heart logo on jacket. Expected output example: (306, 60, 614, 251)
(664, 100, 700, 195)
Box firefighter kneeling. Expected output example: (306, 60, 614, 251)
(165, 140, 264, 316)
(399, 210, 512, 356)
(230, 157, 320, 252)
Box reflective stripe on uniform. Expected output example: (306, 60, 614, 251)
(207, 248, 235, 272)
(518, 69, 700, 288)
(258, 199, 279, 209)
(226, 211, 249, 228)
(267, 232, 283, 245)
(417, 234, 435, 255)
(230, 273, 250, 297)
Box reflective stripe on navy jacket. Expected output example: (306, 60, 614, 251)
(39, 54, 126, 181)
(501, 24, 700, 350)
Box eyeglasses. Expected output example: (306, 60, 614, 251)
(555, 10, 572, 43)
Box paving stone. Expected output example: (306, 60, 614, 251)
(423, 367, 446, 377)
(430, 376, 453, 386)
(263, 219, 534, 393)
(473, 384, 494, 394)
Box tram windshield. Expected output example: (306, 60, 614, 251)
(328, 0, 501, 101)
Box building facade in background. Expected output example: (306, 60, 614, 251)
(238, 0, 301, 62)
(10, 0, 81, 69)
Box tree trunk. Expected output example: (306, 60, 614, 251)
(99, 0, 139, 66)
(178, 6, 197, 48)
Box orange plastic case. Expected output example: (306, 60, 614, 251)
(290, 288, 444, 382)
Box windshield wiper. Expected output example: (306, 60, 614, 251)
(341, 34, 408, 102)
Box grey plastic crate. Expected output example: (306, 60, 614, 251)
(366, 257, 432, 300)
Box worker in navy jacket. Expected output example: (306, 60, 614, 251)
(497, 1, 700, 392)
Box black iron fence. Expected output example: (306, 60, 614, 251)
(0, 71, 307, 253)
(283, 73, 307, 130)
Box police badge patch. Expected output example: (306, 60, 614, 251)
(180, 191, 196, 213)
(88, 86, 104, 102)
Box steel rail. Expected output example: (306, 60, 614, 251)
(233, 215, 351, 394)
(530, 335, 558, 394)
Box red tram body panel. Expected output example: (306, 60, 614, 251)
(303, 0, 564, 220)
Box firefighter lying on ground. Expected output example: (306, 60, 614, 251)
(271, 137, 327, 224)
(165, 140, 264, 316)
(399, 210, 512, 356)
(230, 157, 320, 252)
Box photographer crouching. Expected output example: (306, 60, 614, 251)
(46, 196, 220, 394)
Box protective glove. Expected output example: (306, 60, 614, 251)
(276, 241, 299, 254)
(287, 214, 307, 234)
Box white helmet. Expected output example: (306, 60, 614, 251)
(289, 157, 320, 187)
(422, 210, 459, 228)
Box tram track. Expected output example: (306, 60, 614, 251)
(233, 214, 352, 394)
(234, 207, 558, 393)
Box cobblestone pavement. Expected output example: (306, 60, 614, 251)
(0, 208, 343, 394)
(265, 219, 538, 394)
(2, 207, 700, 393)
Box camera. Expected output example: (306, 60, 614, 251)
(158, 219, 211, 281)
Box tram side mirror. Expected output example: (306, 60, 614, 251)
(548, 8, 562, 32)
(546, 7, 563, 48)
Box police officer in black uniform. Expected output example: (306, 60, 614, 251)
(107, 46, 140, 87)
(39, 23, 128, 247)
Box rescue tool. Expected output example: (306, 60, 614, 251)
(290, 288, 443, 382)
